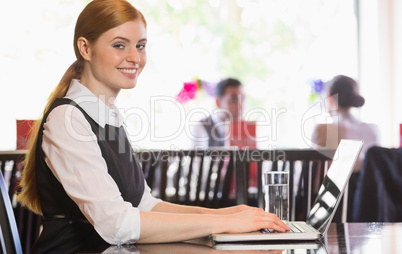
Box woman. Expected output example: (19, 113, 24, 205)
(17, 1, 289, 253)
(311, 75, 380, 171)
(311, 74, 380, 220)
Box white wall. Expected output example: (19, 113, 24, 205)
(359, 0, 402, 147)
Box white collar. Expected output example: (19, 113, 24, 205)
(65, 79, 124, 128)
(211, 112, 224, 125)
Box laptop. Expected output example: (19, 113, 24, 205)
(212, 139, 364, 243)
(213, 241, 327, 252)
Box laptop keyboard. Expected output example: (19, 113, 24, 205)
(287, 222, 305, 233)
(260, 222, 306, 234)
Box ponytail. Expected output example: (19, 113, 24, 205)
(17, 60, 83, 215)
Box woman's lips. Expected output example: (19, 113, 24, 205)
(118, 68, 137, 78)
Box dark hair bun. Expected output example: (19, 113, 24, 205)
(353, 95, 365, 107)
(328, 75, 365, 108)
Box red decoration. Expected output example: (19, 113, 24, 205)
(16, 120, 35, 150)
(176, 80, 198, 103)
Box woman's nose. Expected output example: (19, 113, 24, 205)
(127, 48, 140, 64)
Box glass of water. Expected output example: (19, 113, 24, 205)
(264, 171, 289, 222)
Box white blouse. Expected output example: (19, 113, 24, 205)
(311, 117, 380, 171)
(41, 79, 161, 245)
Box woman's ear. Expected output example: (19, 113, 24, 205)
(326, 95, 338, 113)
(77, 37, 91, 61)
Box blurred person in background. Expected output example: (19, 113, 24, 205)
(190, 78, 245, 149)
(311, 74, 380, 220)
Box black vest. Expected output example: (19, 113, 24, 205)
(200, 115, 225, 147)
(32, 98, 145, 254)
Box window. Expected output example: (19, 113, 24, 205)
(0, 0, 358, 150)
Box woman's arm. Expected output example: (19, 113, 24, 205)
(43, 105, 288, 244)
(151, 201, 253, 215)
(138, 204, 289, 243)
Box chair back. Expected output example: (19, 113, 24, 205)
(233, 149, 335, 221)
(0, 151, 42, 254)
(137, 149, 235, 208)
(0, 170, 23, 254)
(353, 146, 402, 222)
(0, 152, 23, 200)
(136, 148, 335, 220)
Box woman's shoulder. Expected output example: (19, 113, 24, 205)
(311, 123, 338, 148)
(312, 122, 339, 133)
(45, 100, 88, 126)
(346, 121, 380, 144)
(357, 121, 379, 133)
(313, 123, 329, 131)
(44, 101, 96, 143)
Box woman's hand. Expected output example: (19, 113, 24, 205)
(140, 205, 289, 243)
(220, 207, 290, 233)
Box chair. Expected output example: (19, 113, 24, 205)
(0, 152, 24, 201)
(0, 151, 42, 254)
(352, 146, 402, 222)
(233, 149, 335, 221)
(137, 149, 236, 208)
(0, 170, 23, 254)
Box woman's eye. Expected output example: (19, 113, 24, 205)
(136, 43, 146, 50)
(113, 44, 125, 49)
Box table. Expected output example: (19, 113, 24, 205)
(78, 222, 402, 253)
(325, 223, 402, 254)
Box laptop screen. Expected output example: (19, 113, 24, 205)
(306, 139, 363, 235)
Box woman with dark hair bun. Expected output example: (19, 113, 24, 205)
(311, 74, 380, 220)
(17, 1, 288, 253)
(311, 74, 379, 170)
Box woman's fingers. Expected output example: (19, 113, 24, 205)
(225, 207, 290, 233)
(257, 210, 290, 232)
(251, 209, 290, 232)
(271, 215, 290, 231)
(265, 221, 289, 232)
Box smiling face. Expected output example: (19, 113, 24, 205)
(78, 19, 147, 102)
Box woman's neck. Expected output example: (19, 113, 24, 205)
(334, 108, 357, 122)
(80, 75, 119, 108)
